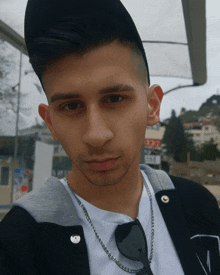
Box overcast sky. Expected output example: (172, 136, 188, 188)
(0, 0, 220, 135)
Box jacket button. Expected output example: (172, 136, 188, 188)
(70, 234, 81, 244)
(161, 195, 169, 203)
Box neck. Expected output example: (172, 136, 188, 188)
(67, 164, 143, 219)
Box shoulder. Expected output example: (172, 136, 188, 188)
(3, 177, 81, 226)
(170, 175, 217, 202)
(0, 204, 36, 223)
(12, 177, 74, 224)
(0, 206, 39, 274)
(0, 205, 37, 232)
(169, 175, 220, 216)
(0, 206, 38, 253)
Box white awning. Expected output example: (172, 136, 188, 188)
(121, 0, 206, 86)
(0, 0, 206, 86)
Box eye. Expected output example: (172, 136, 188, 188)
(62, 102, 80, 110)
(107, 95, 123, 103)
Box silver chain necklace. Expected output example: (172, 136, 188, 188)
(65, 175, 154, 274)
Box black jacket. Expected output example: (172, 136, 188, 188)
(0, 164, 220, 275)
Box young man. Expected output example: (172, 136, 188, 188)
(1, 0, 220, 274)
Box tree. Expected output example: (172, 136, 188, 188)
(0, 84, 30, 119)
(201, 138, 220, 161)
(180, 107, 186, 115)
(0, 40, 44, 135)
(0, 39, 31, 121)
(0, 40, 12, 81)
(162, 109, 195, 162)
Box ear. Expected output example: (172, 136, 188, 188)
(38, 103, 59, 141)
(146, 84, 163, 126)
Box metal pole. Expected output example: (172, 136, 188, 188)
(11, 47, 23, 204)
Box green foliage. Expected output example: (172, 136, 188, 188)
(201, 142, 220, 161)
(179, 95, 220, 124)
(163, 95, 220, 162)
(162, 110, 195, 162)
(0, 40, 14, 83)
(179, 110, 198, 123)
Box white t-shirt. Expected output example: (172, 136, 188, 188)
(60, 170, 185, 275)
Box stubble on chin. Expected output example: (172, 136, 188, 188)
(73, 155, 136, 187)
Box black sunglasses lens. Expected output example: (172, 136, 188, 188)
(115, 219, 147, 261)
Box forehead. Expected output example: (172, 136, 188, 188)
(42, 41, 146, 101)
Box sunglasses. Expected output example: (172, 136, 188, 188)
(115, 219, 154, 275)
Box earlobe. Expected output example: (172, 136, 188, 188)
(146, 85, 163, 126)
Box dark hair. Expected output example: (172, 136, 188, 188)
(25, 0, 150, 85)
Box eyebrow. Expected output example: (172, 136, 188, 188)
(49, 84, 135, 103)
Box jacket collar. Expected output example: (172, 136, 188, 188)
(13, 164, 167, 226)
(13, 176, 81, 226)
(139, 164, 175, 193)
(13, 164, 207, 275)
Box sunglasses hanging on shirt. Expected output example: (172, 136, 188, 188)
(115, 219, 154, 275)
(66, 175, 154, 274)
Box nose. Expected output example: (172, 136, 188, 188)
(82, 104, 114, 148)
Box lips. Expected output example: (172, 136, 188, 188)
(86, 158, 117, 163)
(86, 158, 119, 171)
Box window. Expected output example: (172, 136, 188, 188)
(0, 167, 10, 186)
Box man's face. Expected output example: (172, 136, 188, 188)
(39, 40, 163, 186)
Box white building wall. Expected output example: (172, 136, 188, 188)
(185, 123, 220, 150)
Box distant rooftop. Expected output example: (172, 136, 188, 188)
(183, 121, 213, 127)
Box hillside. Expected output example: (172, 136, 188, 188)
(178, 95, 220, 129)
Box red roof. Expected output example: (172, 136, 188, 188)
(184, 121, 212, 127)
